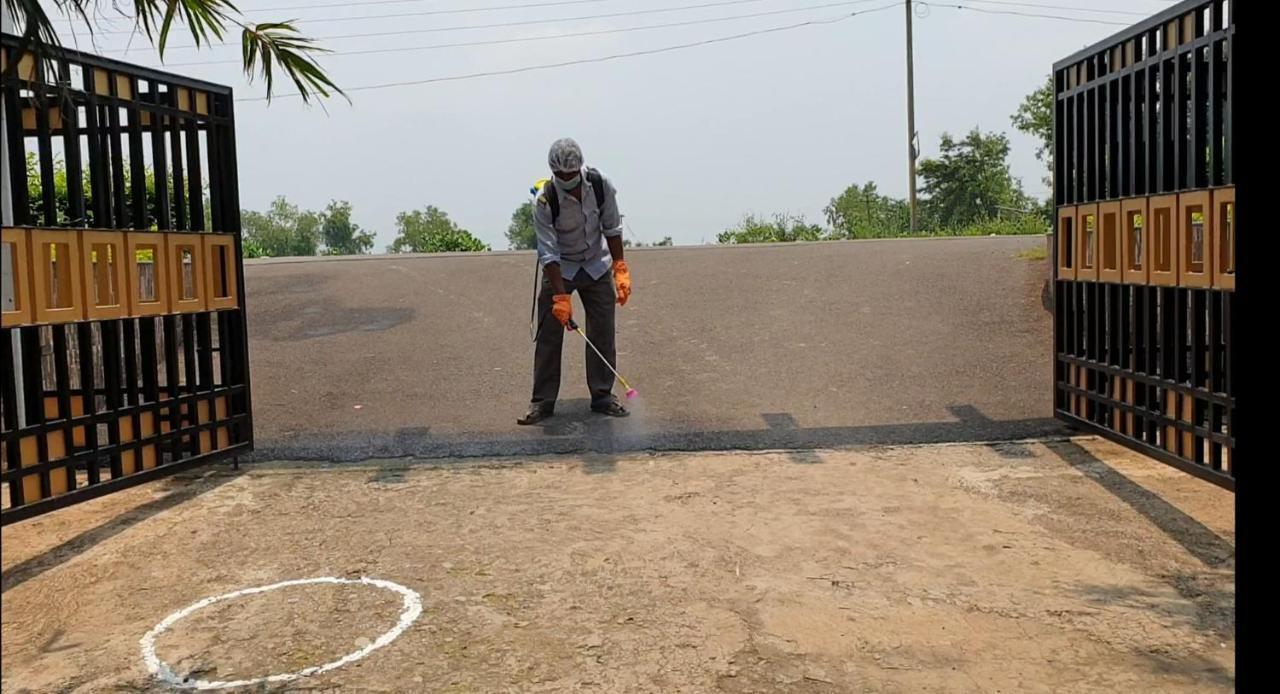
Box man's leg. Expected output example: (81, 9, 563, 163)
(577, 270, 622, 411)
(527, 274, 577, 417)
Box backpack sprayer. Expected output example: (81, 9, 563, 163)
(527, 178, 639, 400)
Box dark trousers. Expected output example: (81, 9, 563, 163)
(531, 268, 617, 410)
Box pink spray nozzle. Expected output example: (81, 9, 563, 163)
(625, 389, 638, 400)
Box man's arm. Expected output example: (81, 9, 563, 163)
(606, 235, 624, 264)
(600, 175, 623, 263)
(534, 192, 568, 295)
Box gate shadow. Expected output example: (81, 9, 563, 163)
(249, 404, 1066, 467)
(1043, 440, 1234, 568)
(1, 470, 242, 594)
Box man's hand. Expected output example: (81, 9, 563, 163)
(551, 294, 573, 328)
(613, 260, 631, 306)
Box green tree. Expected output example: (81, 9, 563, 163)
(7, 0, 340, 103)
(241, 196, 321, 258)
(655, 236, 673, 247)
(824, 182, 911, 239)
(320, 200, 374, 256)
(24, 152, 211, 231)
(389, 206, 489, 253)
(717, 213, 825, 244)
(505, 201, 537, 250)
(1011, 75, 1054, 188)
(917, 129, 1028, 228)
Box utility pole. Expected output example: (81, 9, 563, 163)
(904, 0, 919, 234)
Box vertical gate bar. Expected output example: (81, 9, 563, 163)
(1165, 54, 1176, 192)
(126, 77, 147, 228)
(1053, 282, 1063, 412)
(196, 312, 214, 453)
(196, 313, 214, 391)
(181, 314, 198, 453)
(1094, 283, 1104, 425)
(1176, 287, 1189, 457)
(205, 119, 224, 232)
(79, 68, 110, 228)
(180, 313, 197, 455)
(34, 92, 58, 225)
(1160, 286, 1174, 449)
(50, 326, 77, 492)
(3, 81, 31, 224)
(1155, 55, 1165, 193)
(161, 315, 181, 459)
(1136, 59, 1146, 195)
(1173, 25, 1184, 192)
(1122, 62, 1133, 197)
(1088, 283, 1099, 422)
(1100, 74, 1109, 200)
(1190, 289, 1206, 464)
(1223, 26, 1231, 183)
(217, 311, 233, 387)
(1138, 286, 1148, 444)
(1223, 289, 1232, 448)
(21, 328, 52, 501)
(169, 109, 187, 230)
(106, 72, 128, 228)
(1054, 72, 1064, 206)
(1193, 34, 1207, 188)
(185, 118, 204, 231)
(1107, 73, 1115, 199)
(139, 316, 162, 465)
(1088, 84, 1097, 201)
(1, 328, 26, 508)
(75, 322, 100, 483)
(100, 319, 124, 478)
(122, 317, 141, 475)
(1175, 47, 1185, 192)
(57, 59, 86, 226)
(1152, 61, 1162, 194)
(148, 88, 170, 230)
(221, 94, 253, 449)
(1146, 286, 1158, 444)
(1208, 289, 1222, 470)
(1075, 91, 1085, 203)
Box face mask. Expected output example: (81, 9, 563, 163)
(553, 172, 582, 191)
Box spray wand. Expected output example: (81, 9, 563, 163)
(566, 318, 638, 400)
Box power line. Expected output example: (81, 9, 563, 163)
(164, 0, 889, 67)
(945, 0, 1147, 16)
(50, 0, 614, 21)
(92, 0, 776, 37)
(102, 0, 777, 53)
(929, 3, 1131, 25)
(243, 0, 608, 14)
(240, 4, 900, 102)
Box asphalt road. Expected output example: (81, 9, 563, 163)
(244, 236, 1061, 461)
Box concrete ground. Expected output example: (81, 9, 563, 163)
(1, 437, 1234, 693)
(244, 237, 1059, 462)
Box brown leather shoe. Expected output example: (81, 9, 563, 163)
(517, 406, 554, 426)
(590, 401, 629, 418)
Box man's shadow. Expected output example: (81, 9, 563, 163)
(525, 398, 624, 474)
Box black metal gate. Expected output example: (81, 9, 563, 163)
(1, 35, 253, 524)
(1051, 0, 1234, 490)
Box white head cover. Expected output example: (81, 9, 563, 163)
(548, 138, 584, 173)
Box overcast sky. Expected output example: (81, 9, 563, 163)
(47, 0, 1178, 250)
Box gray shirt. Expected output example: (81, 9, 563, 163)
(534, 171, 622, 281)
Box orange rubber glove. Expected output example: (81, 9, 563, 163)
(551, 294, 573, 328)
(613, 260, 632, 306)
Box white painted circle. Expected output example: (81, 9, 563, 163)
(140, 576, 422, 690)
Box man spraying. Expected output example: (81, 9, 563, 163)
(518, 138, 632, 425)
